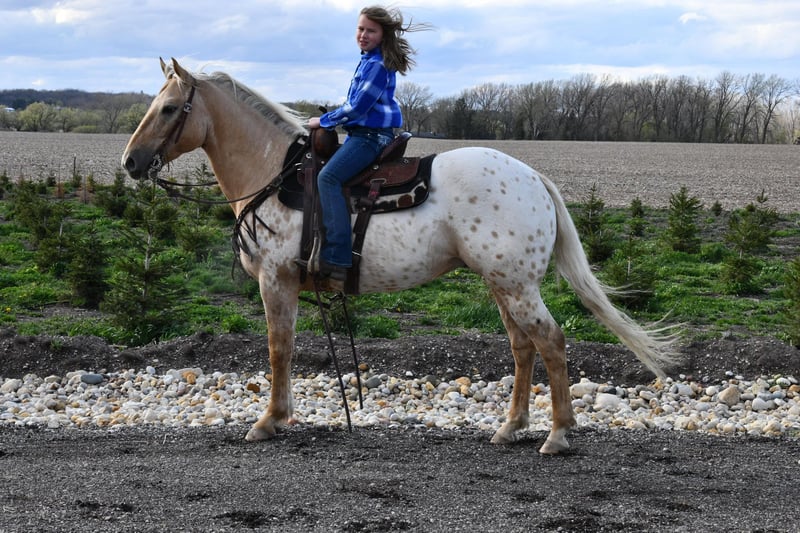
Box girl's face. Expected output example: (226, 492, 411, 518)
(356, 14, 383, 52)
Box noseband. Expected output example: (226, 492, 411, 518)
(148, 83, 196, 179)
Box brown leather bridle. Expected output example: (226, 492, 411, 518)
(147, 84, 196, 180)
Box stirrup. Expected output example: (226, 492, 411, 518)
(295, 258, 345, 292)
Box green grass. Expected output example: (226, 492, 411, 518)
(1, 178, 798, 347)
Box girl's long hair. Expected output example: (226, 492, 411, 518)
(361, 6, 431, 75)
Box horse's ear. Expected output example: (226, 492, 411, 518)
(171, 58, 196, 86)
(160, 57, 169, 78)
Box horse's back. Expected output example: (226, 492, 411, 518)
(432, 147, 552, 201)
(357, 146, 558, 293)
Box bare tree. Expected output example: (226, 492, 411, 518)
(687, 78, 713, 142)
(430, 91, 478, 138)
(733, 73, 765, 143)
(629, 80, 653, 141)
(494, 84, 516, 139)
(97, 94, 144, 133)
(560, 74, 599, 140)
(644, 75, 669, 140)
(515, 80, 560, 139)
(395, 82, 434, 134)
(712, 71, 740, 143)
(588, 75, 616, 141)
(470, 82, 513, 139)
(605, 82, 631, 140)
(781, 96, 800, 143)
(757, 74, 794, 143)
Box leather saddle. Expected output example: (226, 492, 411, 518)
(283, 130, 433, 213)
(279, 129, 435, 294)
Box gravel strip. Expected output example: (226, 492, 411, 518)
(2, 368, 798, 440)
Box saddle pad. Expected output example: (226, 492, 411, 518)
(279, 154, 436, 214)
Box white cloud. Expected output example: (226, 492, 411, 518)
(210, 15, 250, 35)
(679, 12, 707, 24)
(30, 6, 93, 25)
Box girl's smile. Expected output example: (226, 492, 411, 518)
(356, 14, 383, 52)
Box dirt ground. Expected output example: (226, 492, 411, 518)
(2, 329, 800, 532)
(2, 136, 799, 531)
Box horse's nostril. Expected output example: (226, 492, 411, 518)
(124, 156, 136, 172)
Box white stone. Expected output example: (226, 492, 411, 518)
(718, 386, 740, 407)
(638, 390, 656, 401)
(0, 379, 23, 394)
(594, 393, 621, 410)
(751, 397, 773, 411)
(570, 379, 598, 398)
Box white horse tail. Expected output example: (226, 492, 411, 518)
(540, 174, 678, 379)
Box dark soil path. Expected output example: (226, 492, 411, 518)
(2, 330, 800, 531)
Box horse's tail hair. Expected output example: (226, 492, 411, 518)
(540, 174, 679, 379)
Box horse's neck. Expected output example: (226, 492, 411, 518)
(201, 87, 295, 216)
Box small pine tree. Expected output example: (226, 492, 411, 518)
(66, 223, 108, 308)
(34, 221, 77, 278)
(176, 217, 221, 262)
(603, 238, 657, 309)
(720, 255, 762, 295)
(724, 191, 777, 257)
(629, 197, 646, 237)
(575, 184, 614, 263)
(10, 182, 73, 246)
(720, 191, 778, 295)
(101, 183, 187, 344)
(94, 169, 131, 218)
(665, 186, 702, 253)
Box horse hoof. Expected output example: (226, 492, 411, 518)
(539, 437, 569, 455)
(490, 429, 516, 445)
(245, 425, 274, 442)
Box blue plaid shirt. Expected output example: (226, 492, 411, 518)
(319, 48, 402, 130)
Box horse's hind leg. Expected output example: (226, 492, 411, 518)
(490, 300, 535, 445)
(491, 291, 576, 454)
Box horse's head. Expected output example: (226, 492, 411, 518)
(122, 58, 206, 180)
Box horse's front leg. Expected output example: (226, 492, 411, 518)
(245, 278, 300, 441)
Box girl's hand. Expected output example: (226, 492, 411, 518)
(307, 117, 321, 129)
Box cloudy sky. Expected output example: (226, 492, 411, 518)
(1, 0, 798, 105)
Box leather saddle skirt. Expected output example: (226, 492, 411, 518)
(278, 131, 435, 214)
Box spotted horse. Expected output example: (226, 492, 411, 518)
(122, 58, 677, 454)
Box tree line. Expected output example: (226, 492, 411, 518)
(0, 90, 150, 133)
(3, 71, 799, 143)
(392, 72, 800, 144)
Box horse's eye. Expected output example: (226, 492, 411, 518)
(162, 104, 178, 115)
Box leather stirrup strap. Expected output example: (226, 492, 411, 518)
(347, 178, 384, 294)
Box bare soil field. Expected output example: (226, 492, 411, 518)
(1, 133, 800, 532)
(2, 131, 799, 212)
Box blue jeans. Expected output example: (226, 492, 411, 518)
(317, 127, 393, 267)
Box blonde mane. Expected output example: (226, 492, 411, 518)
(167, 64, 308, 139)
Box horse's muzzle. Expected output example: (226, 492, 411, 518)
(122, 148, 159, 180)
